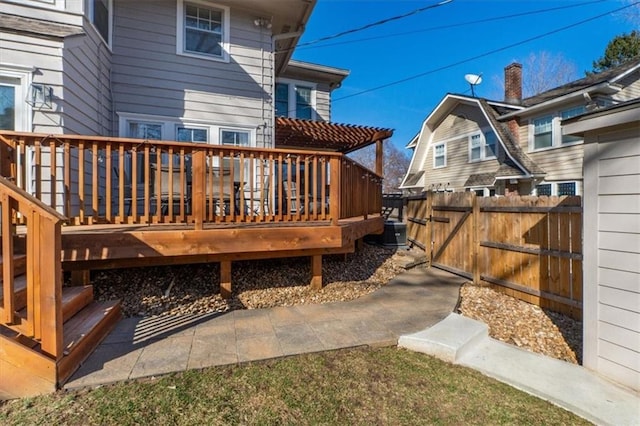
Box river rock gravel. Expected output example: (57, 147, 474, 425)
(86, 244, 582, 364)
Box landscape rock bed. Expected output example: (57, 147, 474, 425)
(87, 244, 582, 364)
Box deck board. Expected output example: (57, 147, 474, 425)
(57, 215, 384, 268)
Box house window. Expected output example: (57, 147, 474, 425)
(557, 182, 576, 196)
(0, 83, 16, 130)
(535, 182, 577, 196)
(274, 79, 316, 119)
(275, 83, 289, 117)
(221, 129, 250, 146)
(177, 126, 208, 143)
(177, 0, 229, 61)
(469, 131, 496, 162)
(536, 184, 552, 196)
(90, 0, 112, 46)
(433, 143, 446, 168)
(531, 106, 586, 151)
(533, 116, 553, 150)
(560, 106, 585, 144)
(0, 67, 31, 132)
(295, 86, 313, 120)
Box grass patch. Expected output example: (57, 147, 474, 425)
(0, 347, 590, 425)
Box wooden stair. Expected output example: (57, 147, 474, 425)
(1, 252, 122, 398)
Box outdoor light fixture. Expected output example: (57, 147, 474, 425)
(26, 83, 53, 108)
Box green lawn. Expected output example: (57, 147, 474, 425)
(0, 347, 590, 425)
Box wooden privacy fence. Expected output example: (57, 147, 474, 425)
(407, 192, 583, 320)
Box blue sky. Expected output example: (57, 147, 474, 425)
(292, 0, 638, 151)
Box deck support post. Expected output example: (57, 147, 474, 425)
(220, 260, 232, 299)
(356, 238, 364, 251)
(310, 255, 323, 290)
(71, 270, 90, 286)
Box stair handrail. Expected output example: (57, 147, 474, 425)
(0, 175, 67, 360)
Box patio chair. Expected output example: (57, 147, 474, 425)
(243, 176, 270, 215)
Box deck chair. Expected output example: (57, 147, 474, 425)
(282, 179, 297, 213)
(153, 164, 189, 215)
(243, 176, 270, 215)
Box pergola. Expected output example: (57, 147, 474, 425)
(275, 117, 394, 175)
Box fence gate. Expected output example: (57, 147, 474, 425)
(428, 192, 476, 278)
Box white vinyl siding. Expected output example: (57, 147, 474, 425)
(583, 124, 640, 391)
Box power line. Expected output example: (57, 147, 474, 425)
(278, 0, 453, 53)
(333, 1, 640, 103)
(297, 0, 607, 51)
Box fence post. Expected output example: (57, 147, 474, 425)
(192, 149, 205, 230)
(426, 191, 433, 267)
(472, 193, 480, 285)
(329, 157, 340, 225)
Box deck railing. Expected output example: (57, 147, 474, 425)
(0, 176, 65, 360)
(0, 132, 382, 228)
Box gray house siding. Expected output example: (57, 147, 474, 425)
(111, 0, 273, 146)
(61, 27, 113, 135)
(582, 123, 640, 391)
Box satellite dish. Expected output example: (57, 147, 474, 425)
(464, 73, 483, 97)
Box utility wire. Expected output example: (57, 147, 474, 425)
(333, 1, 640, 103)
(283, 0, 453, 51)
(297, 0, 607, 51)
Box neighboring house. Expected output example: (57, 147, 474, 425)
(0, 0, 345, 142)
(400, 59, 640, 196)
(564, 99, 640, 391)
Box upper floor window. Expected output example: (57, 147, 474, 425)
(433, 143, 446, 168)
(530, 105, 586, 151)
(560, 106, 585, 144)
(89, 0, 112, 46)
(469, 131, 497, 162)
(533, 115, 553, 150)
(177, 0, 229, 62)
(275, 80, 316, 120)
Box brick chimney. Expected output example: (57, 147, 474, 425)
(504, 62, 522, 105)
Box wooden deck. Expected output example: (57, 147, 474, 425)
(0, 131, 386, 397)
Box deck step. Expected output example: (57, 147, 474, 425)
(0, 274, 27, 311)
(57, 300, 122, 385)
(62, 286, 94, 322)
(0, 254, 27, 278)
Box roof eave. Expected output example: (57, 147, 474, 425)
(499, 82, 621, 120)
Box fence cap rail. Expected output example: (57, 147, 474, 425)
(0, 131, 345, 159)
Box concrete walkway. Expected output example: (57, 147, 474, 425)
(65, 266, 640, 425)
(400, 313, 640, 426)
(65, 266, 465, 389)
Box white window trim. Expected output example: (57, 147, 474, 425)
(176, 0, 230, 63)
(117, 112, 256, 146)
(468, 129, 497, 163)
(433, 142, 446, 169)
(5, 0, 64, 9)
(528, 109, 585, 153)
(535, 181, 580, 196)
(275, 78, 317, 120)
(87, 0, 113, 48)
(0, 64, 34, 132)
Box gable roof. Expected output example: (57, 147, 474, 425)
(521, 58, 640, 107)
(275, 117, 393, 153)
(478, 99, 545, 176)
